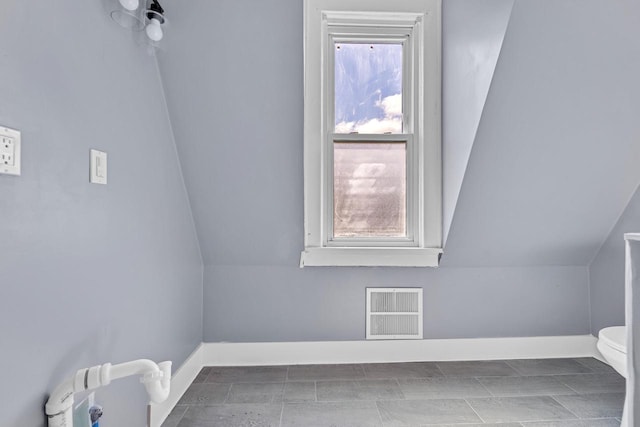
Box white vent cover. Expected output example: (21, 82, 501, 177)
(366, 288, 423, 340)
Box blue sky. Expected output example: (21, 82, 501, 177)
(334, 43, 403, 133)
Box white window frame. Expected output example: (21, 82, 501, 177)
(301, 0, 442, 267)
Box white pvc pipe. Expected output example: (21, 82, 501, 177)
(108, 359, 172, 403)
(45, 359, 171, 427)
(45, 377, 74, 427)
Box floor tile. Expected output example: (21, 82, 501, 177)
(433, 424, 522, 427)
(573, 358, 617, 374)
(205, 366, 287, 383)
(556, 373, 625, 394)
(363, 362, 443, 379)
(226, 382, 285, 404)
(397, 377, 491, 399)
(173, 360, 626, 426)
(193, 367, 212, 384)
(283, 381, 316, 402)
(522, 419, 620, 426)
(161, 406, 188, 427)
(287, 364, 365, 381)
(478, 375, 575, 397)
(467, 396, 576, 423)
(316, 379, 404, 401)
(377, 399, 482, 425)
(436, 361, 519, 377)
(177, 404, 282, 427)
(176, 383, 230, 406)
(552, 393, 625, 419)
(506, 359, 592, 376)
(281, 401, 382, 427)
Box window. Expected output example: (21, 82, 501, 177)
(302, 0, 442, 267)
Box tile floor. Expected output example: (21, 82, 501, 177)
(162, 358, 624, 427)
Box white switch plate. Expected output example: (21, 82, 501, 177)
(0, 126, 21, 176)
(90, 149, 107, 185)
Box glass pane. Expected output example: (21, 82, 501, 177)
(335, 43, 403, 134)
(333, 142, 406, 238)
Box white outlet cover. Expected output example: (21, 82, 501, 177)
(0, 126, 21, 176)
(90, 149, 107, 185)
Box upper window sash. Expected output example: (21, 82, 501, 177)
(329, 34, 412, 136)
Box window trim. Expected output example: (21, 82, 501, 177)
(328, 31, 415, 247)
(302, 0, 442, 267)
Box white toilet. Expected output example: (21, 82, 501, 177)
(597, 326, 627, 425)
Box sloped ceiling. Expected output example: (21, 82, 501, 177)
(157, 0, 640, 268)
(442, 0, 640, 266)
(442, 0, 514, 243)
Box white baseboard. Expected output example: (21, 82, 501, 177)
(149, 335, 601, 426)
(148, 343, 203, 427)
(200, 335, 599, 366)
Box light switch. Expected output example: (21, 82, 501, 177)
(0, 126, 21, 176)
(90, 149, 107, 185)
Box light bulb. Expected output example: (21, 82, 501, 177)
(119, 0, 139, 11)
(145, 18, 163, 41)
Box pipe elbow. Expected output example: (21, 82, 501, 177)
(141, 361, 172, 404)
(45, 377, 75, 416)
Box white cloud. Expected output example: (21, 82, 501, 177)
(377, 93, 402, 118)
(353, 118, 402, 134)
(336, 93, 402, 134)
(335, 121, 357, 133)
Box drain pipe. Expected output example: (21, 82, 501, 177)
(45, 359, 171, 427)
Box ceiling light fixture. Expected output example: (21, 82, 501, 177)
(110, 0, 166, 43)
(119, 0, 139, 11)
(145, 0, 165, 42)
(111, 0, 144, 31)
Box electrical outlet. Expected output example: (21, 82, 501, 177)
(0, 127, 20, 176)
(1, 139, 15, 166)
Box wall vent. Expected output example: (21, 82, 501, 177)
(366, 288, 423, 340)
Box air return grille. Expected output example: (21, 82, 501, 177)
(366, 288, 423, 340)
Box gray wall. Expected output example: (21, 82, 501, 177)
(155, 0, 640, 343)
(205, 265, 588, 342)
(590, 184, 640, 335)
(0, 1, 202, 426)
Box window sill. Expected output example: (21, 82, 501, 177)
(299, 247, 442, 267)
